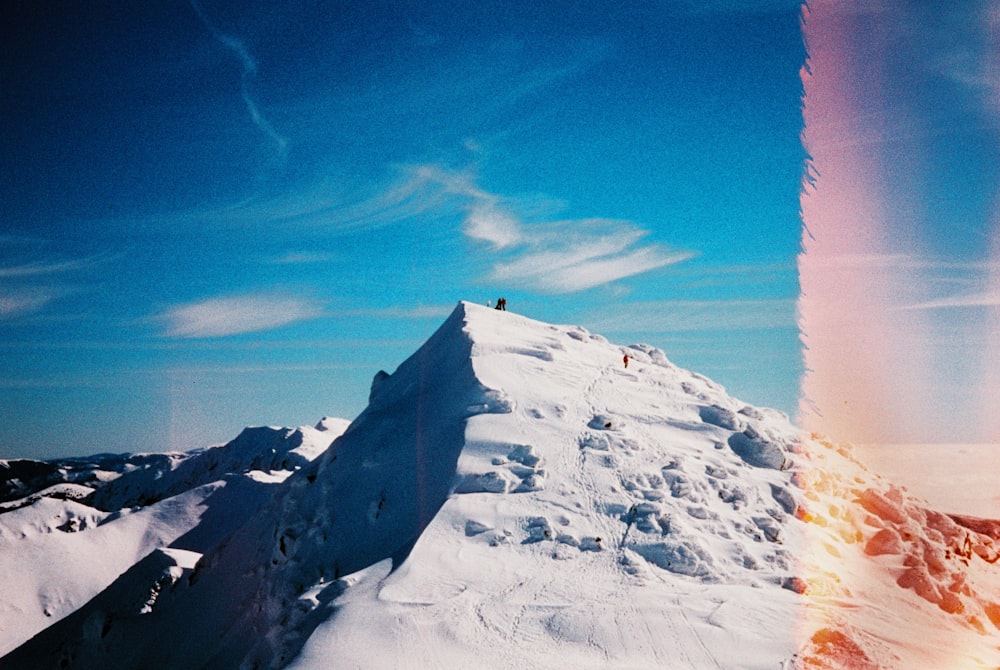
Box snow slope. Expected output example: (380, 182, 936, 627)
(0, 484, 218, 656)
(4, 302, 1000, 669)
(0, 418, 346, 656)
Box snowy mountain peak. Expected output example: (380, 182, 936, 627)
(5, 301, 1000, 669)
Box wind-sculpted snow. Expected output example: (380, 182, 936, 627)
(5, 302, 1000, 669)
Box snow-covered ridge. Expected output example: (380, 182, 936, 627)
(0, 452, 181, 507)
(0, 416, 348, 658)
(90, 421, 347, 511)
(3, 301, 999, 669)
(0, 417, 350, 514)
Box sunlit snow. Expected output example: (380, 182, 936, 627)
(1, 302, 997, 669)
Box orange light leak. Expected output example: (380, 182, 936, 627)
(983, 9, 1000, 444)
(797, 0, 914, 661)
(797, 2, 930, 448)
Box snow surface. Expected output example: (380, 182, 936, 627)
(0, 419, 345, 657)
(2, 302, 999, 669)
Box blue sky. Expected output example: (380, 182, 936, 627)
(7, 1, 992, 459)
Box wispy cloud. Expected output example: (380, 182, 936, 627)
(902, 290, 1000, 310)
(238, 164, 690, 293)
(154, 162, 691, 295)
(463, 201, 523, 250)
(0, 288, 59, 320)
(189, 0, 287, 157)
(270, 251, 338, 265)
(0, 251, 110, 320)
(488, 221, 693, 293)
(379, 166, 693, 293)
(794, 252, 971, 270)
(158, 293, 323, 338)
(918, 4, 1000, 112)
(0, 253, 112, 278)
(210, 167, 459, 231)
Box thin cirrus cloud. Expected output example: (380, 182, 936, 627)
(463, 201, 523, 250)
(0, 253, 111, 319)
(901, 290, 1000, 310)
(0, 254, 112, 278)
(391, 165, 693, 293)
(488, 221, 694, 293)
(202, 167, 459, 231)
(270, 251, 338, 265)
(189, 0, 288, 157)
(0, 288, 58, 320)
(173, 164, 692, 294)
(159, 294, 324, 338)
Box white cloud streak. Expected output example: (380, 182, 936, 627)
(159, 294, 323, 338)
(270, 251, 338, 265)
(463, 202, 522, 250)
(238, 164, 691, 293)
(793, 252, 983, 271)
(164, 164, 691, 294)
(902, 290, 1000, 310)
(0, 288, 58, 320)
(190, 0, 288, 157)
(488, 221, 693, 293)
(0, 254, 112, 278)
(0, 252, 109, 320)
(387, 166, 693, 293)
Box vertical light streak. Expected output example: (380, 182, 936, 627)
(798, 2, 912, 445)
(798, 2, 1000, 664)
(981, 6, 1000, 443)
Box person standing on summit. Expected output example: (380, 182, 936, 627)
(495, 297, 507, 311)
